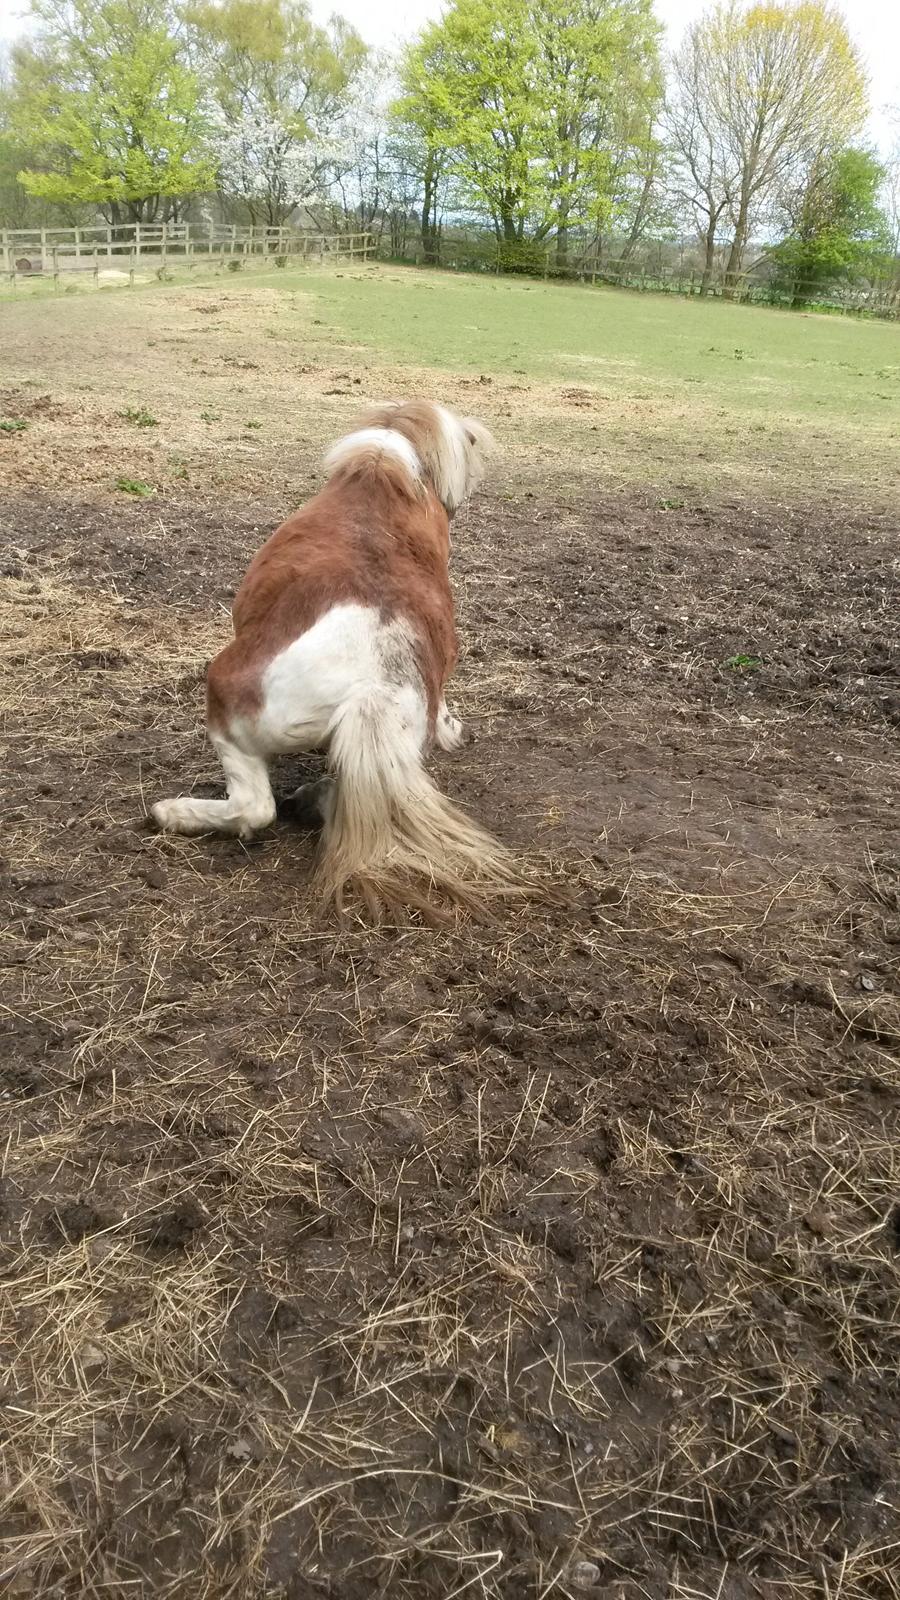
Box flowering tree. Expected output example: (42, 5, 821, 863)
(211, 109, 335, 225)
(189, 0, 365, 226)
(328, 55, 419, 243)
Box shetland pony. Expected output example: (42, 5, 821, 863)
(151, 400, 527, 915)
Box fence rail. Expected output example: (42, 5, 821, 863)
(392, 233, 900, 318)
(3, 217, 896, 317)
(1, 221, 375, 283)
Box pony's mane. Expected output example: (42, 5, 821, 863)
(324, 400, 494, 514)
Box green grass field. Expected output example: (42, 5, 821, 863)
(300, 265, 899, 428)
(3, 261, 897, 505)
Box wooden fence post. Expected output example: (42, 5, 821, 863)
(52, 246, 59, 291)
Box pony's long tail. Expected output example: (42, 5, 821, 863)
(315, 693, 532, 919)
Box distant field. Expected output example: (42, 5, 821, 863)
(2, 266, 899, 1600)
(304, 264, 898, 420)
(1, 261, 897, 505)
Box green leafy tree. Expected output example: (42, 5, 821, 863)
(389, 117, 454, 264)
(398, 0, 537, 246)
(10, 0, 213, 225)
(770, 146, 889, 304)
(391, 40, 458, 264)
(0, 53, 47, 227)
(600, 86, 669, 264)
(397, 0, 662, 261)
(527, 0, 661, 265)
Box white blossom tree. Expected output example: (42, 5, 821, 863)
(210, 108, 336, 225)
(329, 56, 413, 240)
(189, 0, 365, 226)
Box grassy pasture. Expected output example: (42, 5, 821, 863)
(2, 261, 898, 502)
(1, 267, 899, 1600)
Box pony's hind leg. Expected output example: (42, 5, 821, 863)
(435, 699, 471, 753)
(152, 736, 276, 839)
(282, 776, 336, 830)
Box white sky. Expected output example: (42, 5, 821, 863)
(0, 0, 896, 152)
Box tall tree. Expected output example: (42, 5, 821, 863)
(397, 0, 662, 258)
(330, 55, 406, 237)
(770, 146, 888, 304)
(398, 0, 537, 246)
(10, 0, 213, 225)
(0, 52, 44, 228)
(393, 36, 461, 263)
(528, 0, 661, 266)
(382, 121, 454, 260)
(666, 22, 738, 292)
(601, 80, 669, 264)
(188, 0, 366, 225)
(687, 3, 868, 293)
(882, 114, 900, 295)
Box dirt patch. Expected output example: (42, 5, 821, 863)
(1, 477, 898, 1598)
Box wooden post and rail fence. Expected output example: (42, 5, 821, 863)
(0, 221, 376, 285)
(1, 218, 895, 314)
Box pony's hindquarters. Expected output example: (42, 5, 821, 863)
(317, 690, 527, 918)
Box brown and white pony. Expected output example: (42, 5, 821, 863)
(152, 400, 526, 915)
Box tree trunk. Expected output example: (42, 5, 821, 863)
(421, 151, 440, 265)
(126, 196, 159, 225)
(791, 262, 815, 307)
(699, 217, 718, 295)
(555, 154, 571, 269)
(619, 169, 655, 267)
(724, 193, 750, 299)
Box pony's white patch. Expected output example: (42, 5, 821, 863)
(254, 603, 428, 757)
(324, 427, 421, 481)
(152, 603, 428, 837)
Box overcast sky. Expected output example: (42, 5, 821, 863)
(0, 0, 896, 152)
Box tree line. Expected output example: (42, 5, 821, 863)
(1, 0, 897, 306)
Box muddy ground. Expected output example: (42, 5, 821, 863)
(1, 459, 898, 1600)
